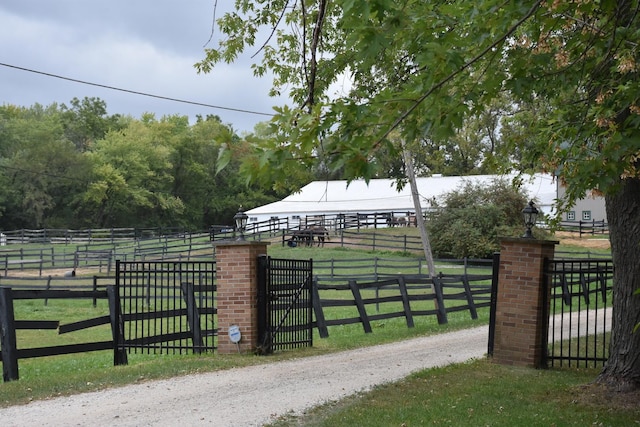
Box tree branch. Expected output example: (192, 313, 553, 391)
(303, 0, 329, 110)
(379, 0, 544, 142)
(251, 1, 292, 59)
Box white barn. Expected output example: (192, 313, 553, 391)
(246, 173, 558, 229)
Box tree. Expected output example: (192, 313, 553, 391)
(59, 97, 124, 152)
(174, 115, 281, 228)
(81, 119, 184, 227)
(199, 1, 640, 390)
(0, 104, 91, 229)
(507, 1, 640, 390)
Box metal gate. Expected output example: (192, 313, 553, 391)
(257, 255, 313, 354)
(544, 258, 613, 367)
(115, 260, 217, 354)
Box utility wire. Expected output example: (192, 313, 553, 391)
(0, 62, 275, 117)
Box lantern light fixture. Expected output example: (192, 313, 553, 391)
(522, 201, 539, 239)
(233, 206, 249, 240)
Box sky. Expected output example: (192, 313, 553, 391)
(0, 1, 283, 133)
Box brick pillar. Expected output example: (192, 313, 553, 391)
(214, 241, 268, 354)
(493, 237, 557, 368)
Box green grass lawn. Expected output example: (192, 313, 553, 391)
(266, 358, 639, 426)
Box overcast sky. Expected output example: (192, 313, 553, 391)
(0, 1, 282, 133)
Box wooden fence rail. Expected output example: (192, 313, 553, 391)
(312, 272, 493, 338)
(0, 286, 127, 382)
(558, 220, 609, 236)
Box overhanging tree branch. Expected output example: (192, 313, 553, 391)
(379, 0, 544, 142)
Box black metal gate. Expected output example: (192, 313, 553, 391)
(544, 258, 613, 367)
(257, 255, 313, 354)
(115, 260, 217, 354)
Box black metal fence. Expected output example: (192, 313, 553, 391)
(115, 260, 217, 354)
(544, 258, 613, 367)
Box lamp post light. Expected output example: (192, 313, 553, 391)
(522, 200, 539, 239)
(233, 206, 249, 241)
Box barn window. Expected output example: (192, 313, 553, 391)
(567, 211, 575, 221)
(582, 211, 591, 221)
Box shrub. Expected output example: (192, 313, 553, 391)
(426, 178, 531, 258)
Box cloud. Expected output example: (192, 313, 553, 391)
(0, 1, 282, 132)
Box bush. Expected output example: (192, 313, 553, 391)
(426, 178, 531, 258)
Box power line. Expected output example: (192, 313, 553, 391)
(0, 62, 275, 117)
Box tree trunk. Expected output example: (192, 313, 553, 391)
(401, 146, 446, 324)
(597, 177, 640, 391)
(401, 148, 437, 277)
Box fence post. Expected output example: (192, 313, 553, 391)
(180, 281, 204, 353)
(348, 280, 372, 333)
(0, 286, 19, 381)
(488, 252, 500, 357)
(256, 255, 270, 353)
(107, 285, 128, 366)
(44, 276, 52, 306)
(311, 279, 329, 338)
(93, 276, 98, 307)
(492, 237, 557, 368)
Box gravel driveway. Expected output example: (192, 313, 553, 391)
(0, 326, 488, 427)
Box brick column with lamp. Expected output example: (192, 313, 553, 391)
(492, 201, 558, 368)
(493, 237, 557, 367)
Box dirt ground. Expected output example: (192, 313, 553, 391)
(553, 231, 611, 250)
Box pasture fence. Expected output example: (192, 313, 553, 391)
(0, 285, 127, 382)
(312, 272, 493, 338)
(0, 234, 216, 276)
(280, 228, 425, 252)
(0, 227, 193, 245)
(558, 220, 608, 236)
(0, 250, 613, 381)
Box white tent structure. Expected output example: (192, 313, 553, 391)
(246, 173, 557, 229)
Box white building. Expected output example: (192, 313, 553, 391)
(246, 173, 558, 230)
(556, 185, 607, 223)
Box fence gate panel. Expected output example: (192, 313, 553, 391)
(257, 256, 313, 354)
(545, 258, 613, 368)
(115, 260, 217, 354)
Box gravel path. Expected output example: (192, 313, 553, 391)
(0, 326, 488, 427)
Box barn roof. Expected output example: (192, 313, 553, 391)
(247, 174, 556, 219)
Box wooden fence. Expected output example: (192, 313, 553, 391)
(0, 227, 195, 245)
(281, 229, 425, 252)
(0, 234, 215, 276)
(313, 256, 492, 281)
(312, 272, 493, 338)
(558, 220, 608, 236)
(0, 285, 127, 382)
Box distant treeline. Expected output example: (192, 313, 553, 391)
(0, 98, 286, 231)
